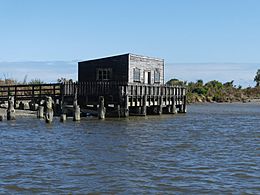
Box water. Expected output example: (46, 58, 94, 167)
(0, 103, 259, 194)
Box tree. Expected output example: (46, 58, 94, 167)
(205, 80, 223, 89)
(57, 77, 73, 83)
(166, 78, 186, 86)
(254, 69, 260, 87)
(223, 80, 234, 88)
(196, 79, 203, 86)
(29, 79, 45, 85)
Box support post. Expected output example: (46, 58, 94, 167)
(171, 97, 177, 114)
(14, 86, 17, 109)
(73, 105, 81, 121)
(117, 105, 121, 118)
(60, 113, 67, 122)
(172, 104, 177, 114)
(182, 96, 187, 113)
(123, 95, 129, 117)
(73, 92, 80, 121)
(7, 96, 15, 120)
(141, 95, 147, 116)
(98, 96, 106, 119)
(158, 96, 163, 115)
(45, 96, 54, 123)
(37, 106, 44, 118)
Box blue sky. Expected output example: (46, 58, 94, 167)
(0, 0, 260, 86)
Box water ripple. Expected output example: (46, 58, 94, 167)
(0, 104, 259, 194)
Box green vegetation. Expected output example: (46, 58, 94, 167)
(57, 77, 73, 83)
(166, 78, 186, 86)
(167, 78, 260, 103)
(254, 69, 260, 87)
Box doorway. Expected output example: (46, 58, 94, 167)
(144, 71, 151, 84)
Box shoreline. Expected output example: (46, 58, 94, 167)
(188, 98, 260, 105)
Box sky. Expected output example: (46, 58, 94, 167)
(0, 0, 260, 86)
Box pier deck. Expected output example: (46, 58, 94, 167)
(0, 82, 187, 117)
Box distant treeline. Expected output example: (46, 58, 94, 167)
(166, 78, 260, 103)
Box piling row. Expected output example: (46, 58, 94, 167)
(0, 82, 187, 122)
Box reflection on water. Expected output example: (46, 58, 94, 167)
(0, 103, 259, 194)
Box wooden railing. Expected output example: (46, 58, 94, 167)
(0, 83, 61, 101)
(121, 84, 185, 97)
(63, 81, 128, 96)
(0, 82, 186, 106)
(62, 81, 186, 97)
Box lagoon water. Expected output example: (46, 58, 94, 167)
(0, 103, 259, 194)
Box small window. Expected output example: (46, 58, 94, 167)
(133, 68, 141, 82)
(97, 68, 112, 80)
(154, 70, 160, 83)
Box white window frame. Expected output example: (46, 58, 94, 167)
(154, 70, 160, 83)
(133, 68, 141, 82)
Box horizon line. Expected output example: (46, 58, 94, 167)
(0, 60, 259, 64)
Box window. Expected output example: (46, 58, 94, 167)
(97, 68, 112, 80)
(154, 70, 160, 83)
(133, 68, 141, 82)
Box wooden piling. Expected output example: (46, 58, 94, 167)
(45, 96, 54, 123)
(171, 97, 177, 114)
(98, 96, 106, 119)
(117, 105, 121, 118)
(73, 105, 81, 121)
(124, 95, 129, 117)
(158, 96, 163, 115)
(172, 104, 177, 114)
(37, 106, 44, 118)
(60, 113, 67, 122)
(7, 96, 15, 120)
(72, 93, 80, 121)
(45, 109, 54, 123)
(141, 95, 147, 116)
(183, 96, 187, 113)
(179, 96, 187, 113)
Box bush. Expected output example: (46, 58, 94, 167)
(192, 87, 208, 95)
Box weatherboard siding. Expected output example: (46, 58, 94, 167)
(129, 54, 164, 84)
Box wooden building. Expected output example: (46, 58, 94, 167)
(78, 53, 164, 85)
(75, 53, 187, 117)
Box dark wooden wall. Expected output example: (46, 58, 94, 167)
(78, 54, 129, 82)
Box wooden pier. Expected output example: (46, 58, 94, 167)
(63, 81, 186, 117)
(0, 81, 186, 118)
